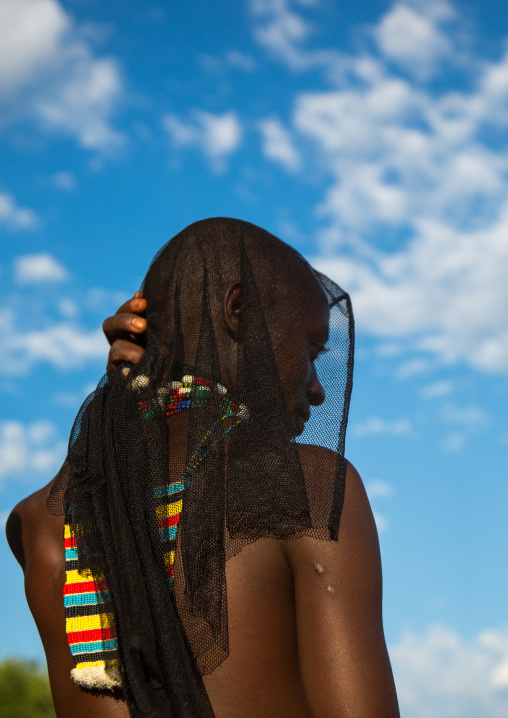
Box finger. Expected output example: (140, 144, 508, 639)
(103, 310, 147, 345)
(115, 293, 145, 316)
(107, 340, 146, 372)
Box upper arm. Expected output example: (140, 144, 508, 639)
(286, 461, 399, 718)
(6, 506, 25, 570)
(7, 485, 129, 718)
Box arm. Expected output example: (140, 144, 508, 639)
(103, 291, 147, 372)
(7, 486, 129, 718)
(4, 296, 149, 716)
(286, 461, 400, 718)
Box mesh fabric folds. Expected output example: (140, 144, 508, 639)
(48, 218, 354, 717)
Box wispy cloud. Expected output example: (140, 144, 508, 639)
(226, 50, 257, 72)
(366, 479, 394, 532)
(253, 1, 508, 375)
(0, 419, 66, 486)
(250, 0, 318, 70)
(14, 253, 68, 284)
(0, 192, 37, 229)
(374, 2, 455, 80)
(391, 624, 508, 717)
(163, 110, 242, 171)
(0, 0, 124, 152)
(366, 479, 394, 498)
(437, 402, 490, 452)
(53, 171, 77, 191)
(0, 308, 107, 374)
(440, 402, 490, 427)
(259, 118, 301, 172)
(420, 380, 454, 399)
(351, 416, 412, 438)
(396, 358, 432, 380)
(440, 430, 465, 453)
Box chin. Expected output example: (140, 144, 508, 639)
(292, 415, 306, 436)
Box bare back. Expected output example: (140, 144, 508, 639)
(7, 459, 399, 718)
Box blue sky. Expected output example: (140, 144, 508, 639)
(1, 0, 507, 714)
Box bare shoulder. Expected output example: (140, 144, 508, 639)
(286, 453, 399, 717)
(288, 451, 380, 588)
(6, 479, 64, 574)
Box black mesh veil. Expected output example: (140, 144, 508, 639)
(48, 218, 354, 717)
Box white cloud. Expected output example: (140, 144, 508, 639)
(246, 3, 508, 375)
(373, 510, 389, 532)
(366, 479, 394, 498)
(366, 479, 394, 532)
(58, 298, 78, 318)
(0, 0, 124, 152)
(250, 0, 310, 69)
(375, 3, 453, 79)
(35, 56, 123, 151)
(0, 192, 37, 229)
(420, 380, 454, 399)
(440, 431, 465, 453)
(0, 0, 68, 96)
(396, 358, 432, 379)
(249, 0, 337, 71)
(226, 50, 257, 72)
(351, 416, 412, 438)
(0, 308, 108, 374)
(259, 118, 301, 171)
(440, 403, 490, 427)
(390, 624, 508, 717)
(15, 253, 68, 284)
(314, 213, 508, 373)
(436, 402, 489, 452)
(0, 419, 66, 485)
(53, 171, 77, 191)
(0, 511, 8, 531)
(163, 110, 242, 171)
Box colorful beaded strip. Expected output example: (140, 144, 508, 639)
(124, 372, 249, 583)
(63, 523, 121, 688)
(64, 374, 248, 687)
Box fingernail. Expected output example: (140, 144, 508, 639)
(132, 318, 145, 329)
(134, 291, 142, 299)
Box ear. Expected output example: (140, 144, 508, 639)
(224, 283, 242, 337)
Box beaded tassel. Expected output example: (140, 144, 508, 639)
(64, 374, 248, 688)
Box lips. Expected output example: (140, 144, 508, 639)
(293, 409, 310, 436)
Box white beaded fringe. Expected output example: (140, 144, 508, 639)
(71, 664, 123, 691)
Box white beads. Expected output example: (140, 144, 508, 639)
(215, 383, 227, 395)
(238, 404, 249, 420)
(131, 374, 149, 390)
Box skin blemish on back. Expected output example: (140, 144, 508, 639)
(326, 585, 335, 595)
(314, 563, 325, 575)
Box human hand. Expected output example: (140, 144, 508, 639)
(103, 291, 147, 372)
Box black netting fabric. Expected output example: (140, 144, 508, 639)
(48, 217, 354, 717)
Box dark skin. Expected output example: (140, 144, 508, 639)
(7, 279, 400, 718)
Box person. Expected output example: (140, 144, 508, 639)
(7, 218, 400, 717)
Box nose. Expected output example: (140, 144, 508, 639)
(307, 366, 325, 406)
